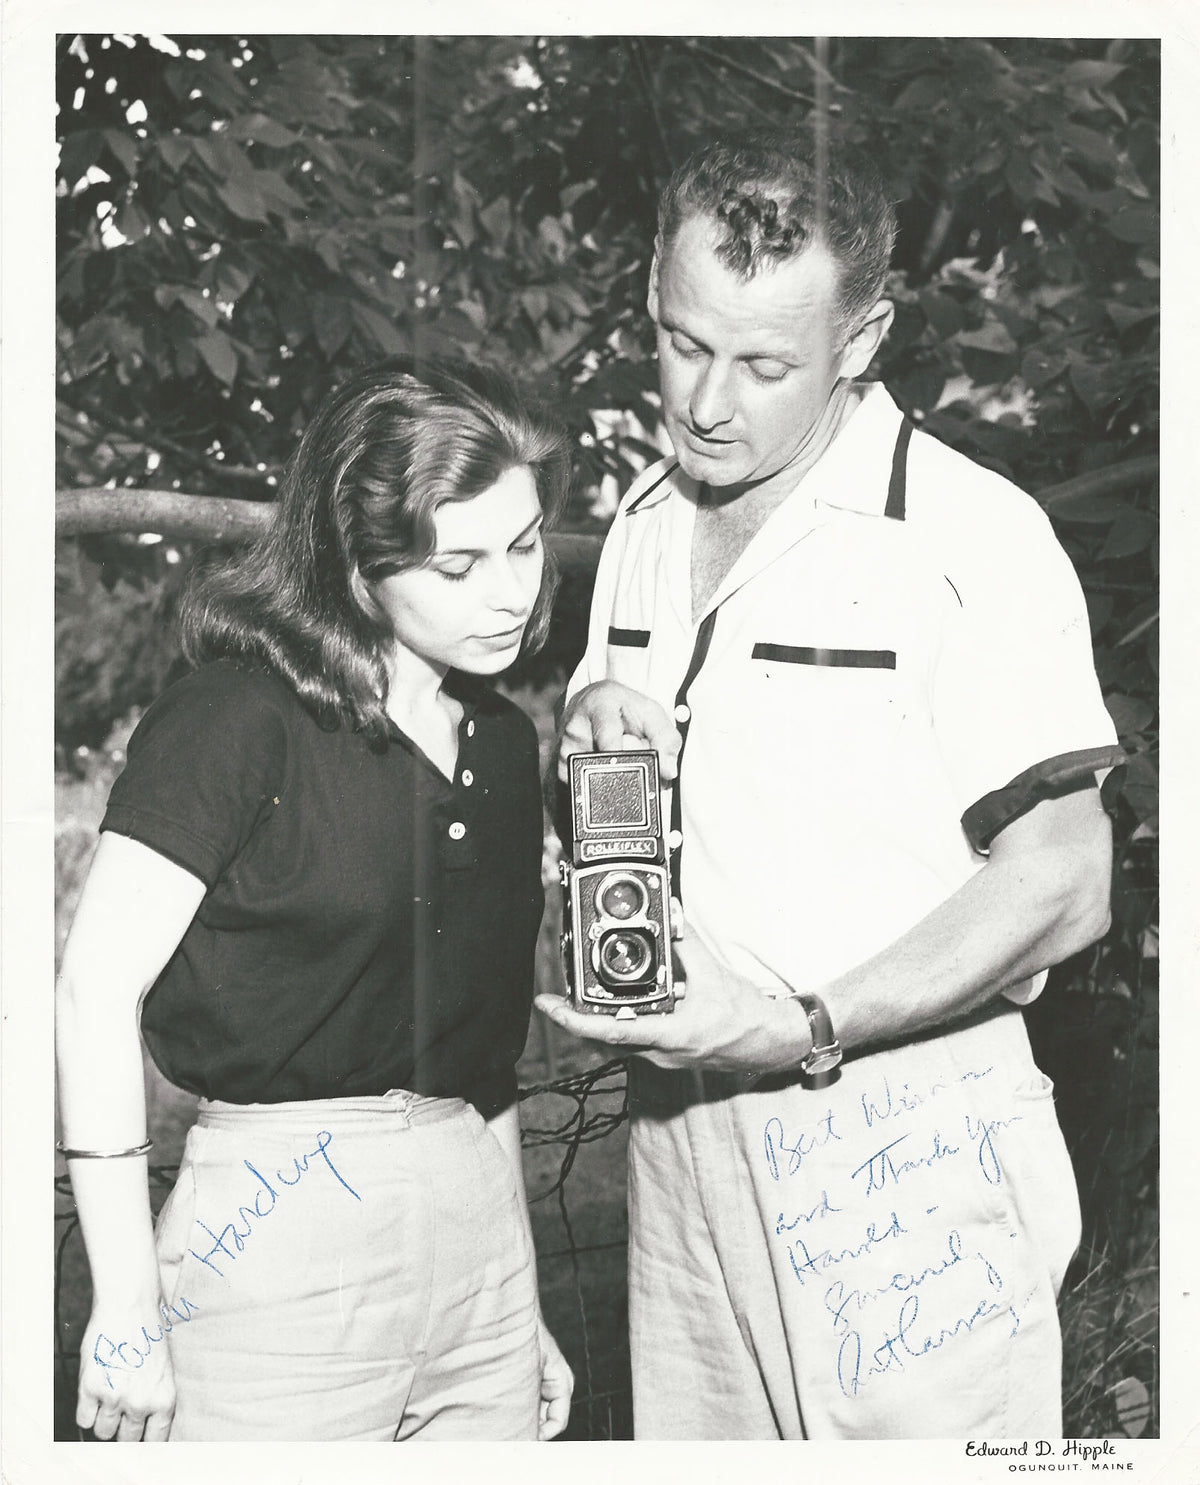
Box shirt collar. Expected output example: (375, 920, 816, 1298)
(636, 383, 908, 522)
(806, 381, 908, 518)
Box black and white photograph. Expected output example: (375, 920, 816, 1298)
(2, 4, 1195, 1481)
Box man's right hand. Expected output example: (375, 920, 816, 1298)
(557, 681, 682, 781)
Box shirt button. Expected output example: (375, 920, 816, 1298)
(466, 720, 476, 737)
(674, 703, 691, 723)
(667, 829, 683, 850)
(448, 821, 467, 840)
(461, 769, 474, 787)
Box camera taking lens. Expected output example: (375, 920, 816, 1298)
(597, 928, 656, 985)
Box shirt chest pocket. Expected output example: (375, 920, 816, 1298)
(746, 640, 906, 768)
(605, 624, 653, 689)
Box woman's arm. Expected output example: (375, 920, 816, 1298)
(484, 1101, 574, 1440)
(56, 832, 207, 1442)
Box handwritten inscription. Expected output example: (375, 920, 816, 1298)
(762, 1063, 1034, 1402)
(90, 1132, 361, 1394)
(188, 1129, 361, 1279)
(92, 1297, 200, 1390)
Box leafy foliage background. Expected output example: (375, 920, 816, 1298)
(55, 34, 1158, 1435)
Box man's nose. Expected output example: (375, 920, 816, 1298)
(688, 361, 734, 431)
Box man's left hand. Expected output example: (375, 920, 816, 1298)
(534, 922, 813, 1075)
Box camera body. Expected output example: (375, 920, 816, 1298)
(559, 750, 678, 1019)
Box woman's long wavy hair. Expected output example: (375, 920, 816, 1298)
(181, 356, 570, 748)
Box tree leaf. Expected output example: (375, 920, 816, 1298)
(310, 295, 353, 358)
(350, 301, 408, 356)
(156, 134, 193, 173)
(1105, 301, 1159, 335)
(1118, 751, 1158, 828)
(195, 331, 239, 386)
(102, 129, 139, 178)
(1047, 489, 1131, 523)
(1105, 693, 1155, 739)
(919, 289, 964, 339)
(1098, 508, 1156, 561)
(1060, 122, 1121, 171)
(1105, 208, 1159, 246)
(1020, 348, 1069, 389)
(956, 321, 1019, 355)
(213, 176, 270, 223)
(228, 113, 300, 149)
(1062, 60, 1127, 89)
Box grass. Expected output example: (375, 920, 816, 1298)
(53, 690, 1158, 1441)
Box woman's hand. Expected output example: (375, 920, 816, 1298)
(77, 1305, 177, 1442)
(535, 1314, 573, 1440)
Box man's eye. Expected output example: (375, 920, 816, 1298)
(748, 362, 790, 383)
(671, 336, 703, 359)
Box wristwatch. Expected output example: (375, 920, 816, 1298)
(779, 988, 843, 1082)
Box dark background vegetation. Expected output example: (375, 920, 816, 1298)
(55, 34, 1158, 1439)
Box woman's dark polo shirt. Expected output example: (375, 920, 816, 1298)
(100, 660, 545, 1116)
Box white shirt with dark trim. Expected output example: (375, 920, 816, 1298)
(567, 382, 1123, 1003)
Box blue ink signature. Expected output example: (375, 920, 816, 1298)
(819, 1229, 1014, 1333)
(786, 1211, 907, 1285)
(849, 1129, 961, 1195)
(775, 1189, 843, 1233)
(92, 1297, 201, 1390)
(836, 1289, 1011, 1398)
(763, 1109, 842, 1181)
(965, 1111, 1021, 1185)
(859, 1066, 997, 1131)
(188, 1130, 361, 1280)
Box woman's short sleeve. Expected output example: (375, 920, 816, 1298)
(101, 663, 289, 888)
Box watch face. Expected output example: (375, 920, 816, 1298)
(804, 1047, 842, 1076)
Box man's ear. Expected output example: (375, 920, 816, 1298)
(647, 236, 663, 321)
(837, 299, 894, 381)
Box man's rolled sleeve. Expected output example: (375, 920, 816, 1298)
(931, 501, 1124, 856)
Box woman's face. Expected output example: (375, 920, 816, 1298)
(371, 464, 545, 679)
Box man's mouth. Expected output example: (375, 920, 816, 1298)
(680, 422, 735, 447)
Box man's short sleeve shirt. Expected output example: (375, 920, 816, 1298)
(569, 385, 1122, 994)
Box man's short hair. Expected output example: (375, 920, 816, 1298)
(657, 129, 897, 334)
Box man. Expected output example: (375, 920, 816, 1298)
(536, 131, 1123, 1440)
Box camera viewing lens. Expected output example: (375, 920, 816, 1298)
(596, 874, 646, 922)
(598, 929, 654, 985)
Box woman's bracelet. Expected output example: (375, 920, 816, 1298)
(56, 1138, 154, 1160)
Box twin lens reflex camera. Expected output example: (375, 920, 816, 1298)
(558, 750, 680, 1019)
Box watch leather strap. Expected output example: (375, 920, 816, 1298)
(775, 987, 842, 1085)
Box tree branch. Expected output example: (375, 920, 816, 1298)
(681, 40, 817, 109)
(56, 401, 279, 489)
(1037, 456, 1158, 511)
(55, 488, 606, 574)
(621, 39, 676, 187)
(57, 458, 1158, 576)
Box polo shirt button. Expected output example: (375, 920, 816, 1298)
(448, 821, 467, 840)
(461, 769, 474, 787)
(466, 720, 476, 737)
(674, 704, 691, 723)
(667, 829, 683, 850)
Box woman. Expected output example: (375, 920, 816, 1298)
(56, 357, 574, 1441)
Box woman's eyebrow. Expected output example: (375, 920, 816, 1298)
(435, 513, 543, 557)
